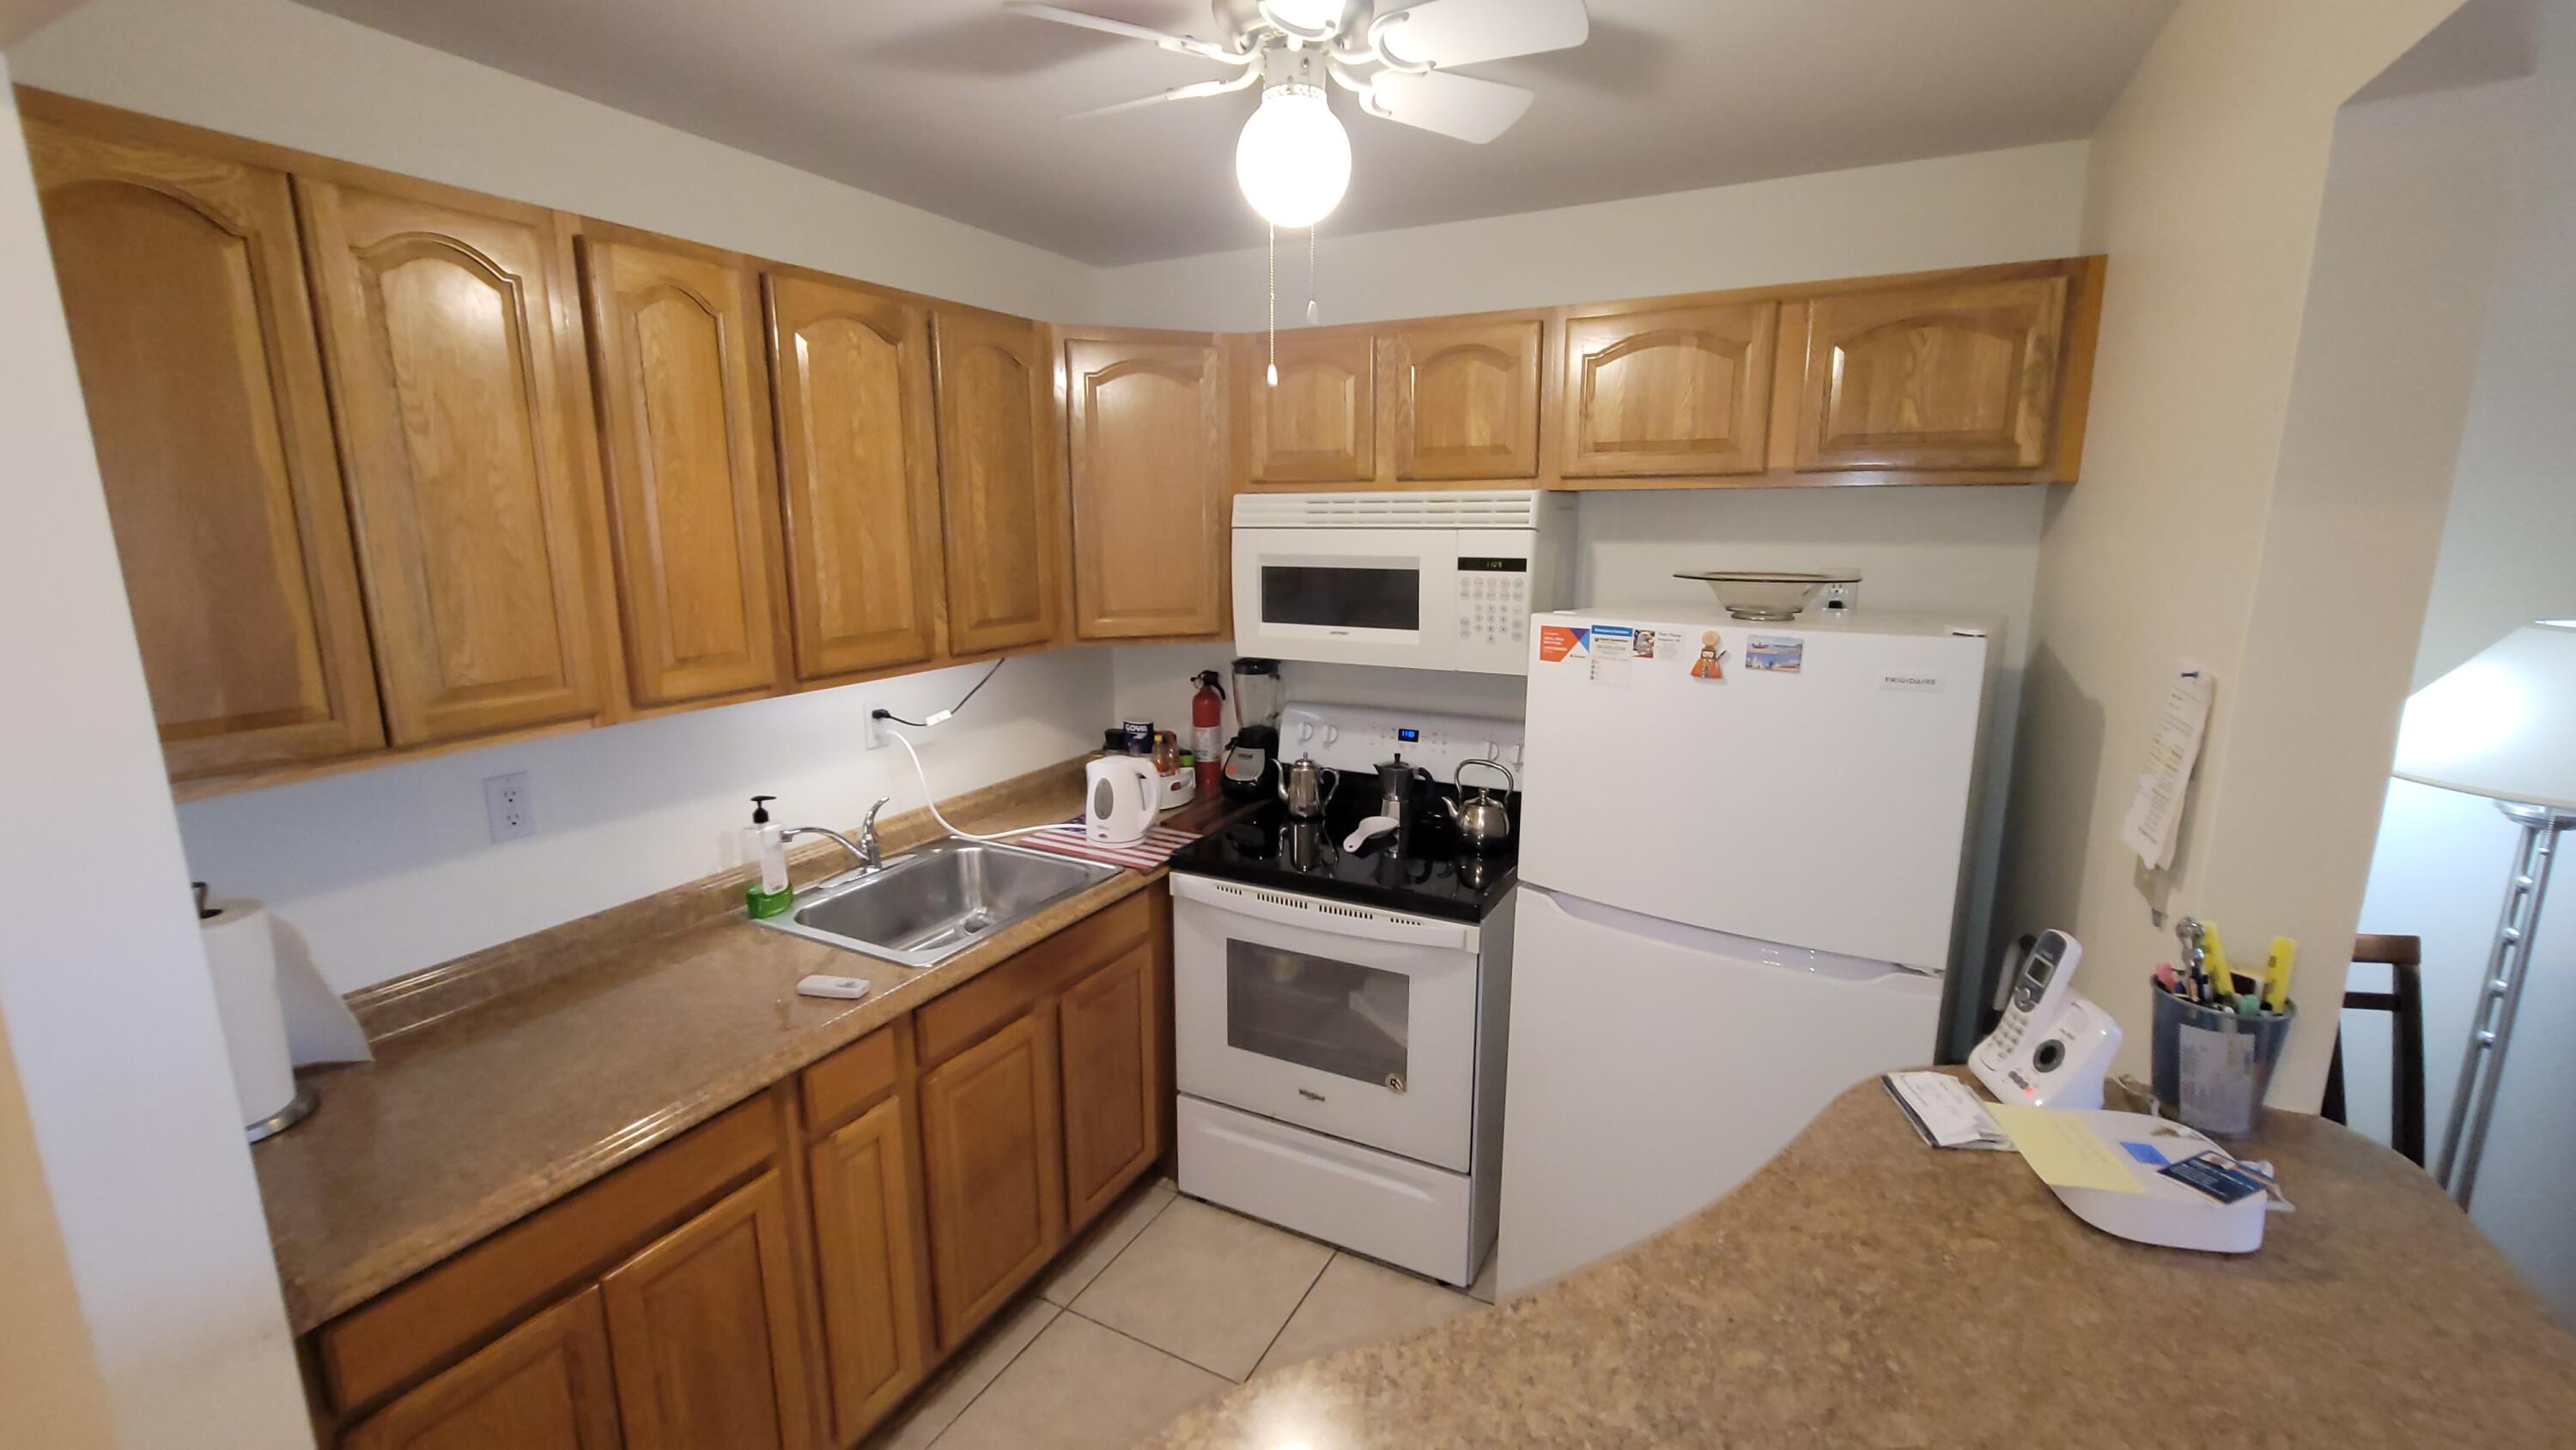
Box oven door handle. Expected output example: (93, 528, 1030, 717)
(1170, 874, 1479, 952)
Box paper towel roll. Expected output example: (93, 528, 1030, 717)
(201, 899, 297, 1128)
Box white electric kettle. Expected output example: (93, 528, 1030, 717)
(1085, 755, 1159, 845)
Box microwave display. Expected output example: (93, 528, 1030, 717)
(1261, 565, 1420, 631)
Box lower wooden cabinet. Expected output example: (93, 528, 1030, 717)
(598, 1171, 814, 1450)
(343, 1288, 623, 1450)
(917, 1009, 1066, 1345)
(808, 1097, 930, 1443)
(1058, 943, 1160, 1224)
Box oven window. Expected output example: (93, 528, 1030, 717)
(1224, 940, 1410, 1088)
(1260, 565, 1419, 631)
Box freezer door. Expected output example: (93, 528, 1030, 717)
(1496, 887, 1941, 1295)
(1517, 614, 1989, 969)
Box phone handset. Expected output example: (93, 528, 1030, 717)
(1973, 930, 2120, 1109)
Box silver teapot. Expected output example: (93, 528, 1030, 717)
(1277, 755, 1340, 820)
(1439, 758, 1515, 851)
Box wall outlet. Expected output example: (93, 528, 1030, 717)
(483, 772, 533, 842)
(862, 705, 890, 751)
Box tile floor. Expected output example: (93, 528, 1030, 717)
(868, 1180, 1491, 1450)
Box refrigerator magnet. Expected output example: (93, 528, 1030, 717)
(1689, 632, 1727, 682)
(1539, 624, 1589, 664)
(1746, 635, 1804, 673)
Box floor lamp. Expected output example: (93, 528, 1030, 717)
(2391, 621, 2576, 1208)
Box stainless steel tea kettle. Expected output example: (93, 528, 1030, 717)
(1277, 755, 1340, 820)
(1439, 758, 1516, 851)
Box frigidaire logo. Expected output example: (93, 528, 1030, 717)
(1881, 673, 1941, 690)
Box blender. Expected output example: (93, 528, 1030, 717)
(1219, 658, 1284, 801)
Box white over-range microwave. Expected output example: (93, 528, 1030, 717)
(1230, 489, 1576, 674)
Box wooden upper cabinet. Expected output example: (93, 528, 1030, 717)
(762, 272, 944, 682)
(807, 1097, 929, 1444)
(931, 310, 1062, 656)
(300, 179, 607, 745)
(24, 114, 385, 780)
(1797, 276, 2069, 472)
(598, 1171, 813, 1450)
(343, 1288, 623, 1450)
(1064, 336, 1227, 641)
(917, 1009, 1065, 1344)
(1563, 301, 1777, 477)
(1056, 943, 1158, 1226)
(1249, 330, 1375, 482)
(1390, 319, 1543, 481)
(580, 231, 784, 707)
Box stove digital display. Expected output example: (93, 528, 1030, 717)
(1397, 728, 1419, 743)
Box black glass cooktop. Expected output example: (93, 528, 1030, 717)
(1170, 781, 1520, 924)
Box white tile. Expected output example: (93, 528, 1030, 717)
(930, 1312, 1229, 1450)
(1254, 1253, 1482, 1378)
(866, 1295, 1057, 1450)
(1038, 1178, 1175, 1307)
(1067, 1197, 1331, 1380)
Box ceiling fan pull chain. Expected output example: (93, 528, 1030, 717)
(1266, 221, 1279, 388)
(1306, 224, 1320, 326)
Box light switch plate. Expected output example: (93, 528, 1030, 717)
(483, 772, 532, 842)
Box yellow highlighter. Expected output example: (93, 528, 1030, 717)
(2263, 937, 2298, 1013)
(2200, 924, 2236, 997)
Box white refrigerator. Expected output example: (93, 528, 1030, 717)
(1497, 604, 1994, 1293)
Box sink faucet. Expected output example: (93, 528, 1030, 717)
(783, 798, 890, 889)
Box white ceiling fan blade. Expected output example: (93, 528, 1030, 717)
(1375, 0, 1590, 69)
(1064, 75, 1255, 120)
(1368, 70, 1535, 143)
(1002, 3, 1245, 64)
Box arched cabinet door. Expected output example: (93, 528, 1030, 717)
(1561, 301, 1778, 477)
(1797, 276, 2069, 472)
(762, 272, 943, 682)
(1390, 319, 1543, 482)
(1248, 329, 1374, 483)
(301, 179, 610, 743)
(580, 228, 785, 708)
(25, 112, 383, 778)
(931, 309, 1063, 657)
(1065, 336, 1228, 640)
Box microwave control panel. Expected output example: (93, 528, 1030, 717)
(1456, 555, 1532, 663)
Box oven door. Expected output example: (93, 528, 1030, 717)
(1172, 874, 1481, 1171)
(1230, 527, 1459, 670)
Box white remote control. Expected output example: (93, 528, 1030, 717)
(795, 974, 872, 1001)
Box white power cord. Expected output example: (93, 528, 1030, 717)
(879, 724, 1060, 844)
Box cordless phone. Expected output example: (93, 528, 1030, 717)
(1971, 930, 2121, 1109)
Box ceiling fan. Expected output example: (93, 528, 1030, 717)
(1005, 0, 1591, 227)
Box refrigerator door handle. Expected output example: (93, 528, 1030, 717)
(1534, 886, 1941, 986)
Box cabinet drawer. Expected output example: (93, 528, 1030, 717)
(799, 1022, 902, 1137)
(317, 1090, 782, 1414)
(916, 892, 1151, 1068)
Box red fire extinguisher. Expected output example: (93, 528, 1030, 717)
(1190, 670, 1224, 794)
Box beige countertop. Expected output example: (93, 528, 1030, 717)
(1150, 1077, 2576, 1449)
(254, 762, 1240, 1334)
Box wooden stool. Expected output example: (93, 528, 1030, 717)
(2322, 933, 2427, 1167)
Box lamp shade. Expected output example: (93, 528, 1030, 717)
(2392, 620, 2576, 810)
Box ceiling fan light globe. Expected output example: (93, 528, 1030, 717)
(1236, 83, 1351, 228)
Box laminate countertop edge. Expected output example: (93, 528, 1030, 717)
(254, 778, 1242, 1334)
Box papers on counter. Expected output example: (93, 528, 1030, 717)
(1987, 1103, 2145, 1194)
(1882, 1071, 2009, 1150)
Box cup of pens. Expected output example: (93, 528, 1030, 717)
(2149, 919, 2297, 1138)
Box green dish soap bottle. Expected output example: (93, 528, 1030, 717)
(744, 795, 792, 919)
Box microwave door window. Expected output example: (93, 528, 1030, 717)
(1261, 565, 1420, 631)
(1225, 940, 1410, 1088)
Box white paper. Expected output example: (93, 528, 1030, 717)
(1884, 1071, 2009, 1150)
(2120, 666, 2215, 871)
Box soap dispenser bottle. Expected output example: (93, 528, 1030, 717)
(745, 795, 791, 919)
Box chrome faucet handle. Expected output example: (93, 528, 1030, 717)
(859, 796, 890, 870)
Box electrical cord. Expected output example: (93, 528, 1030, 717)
(878, 725, 1057, 844)
(873, 658, 1003, 729)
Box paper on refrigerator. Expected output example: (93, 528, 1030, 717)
(2120, 665, 2214, 871)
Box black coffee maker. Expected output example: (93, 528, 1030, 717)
(1219, 658, 1284, 801)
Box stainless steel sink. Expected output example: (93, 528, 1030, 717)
(752, 836, 1120, 968)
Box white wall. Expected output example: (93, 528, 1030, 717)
(2003, 0, 2474, 1107)
(5, 0, 1099, 319)
(0, 57, 313, 1449)
(2350, 3, 2576, 1325)
(5, 0, 1123, 994)
(189, 652, 1110, 994)
(1097, 140, 2092, 331)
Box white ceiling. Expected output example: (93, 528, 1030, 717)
(285, 0, 2176, 265)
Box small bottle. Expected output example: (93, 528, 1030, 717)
(744, 795, 791, 919)
(1152, 730, 1179, 776)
